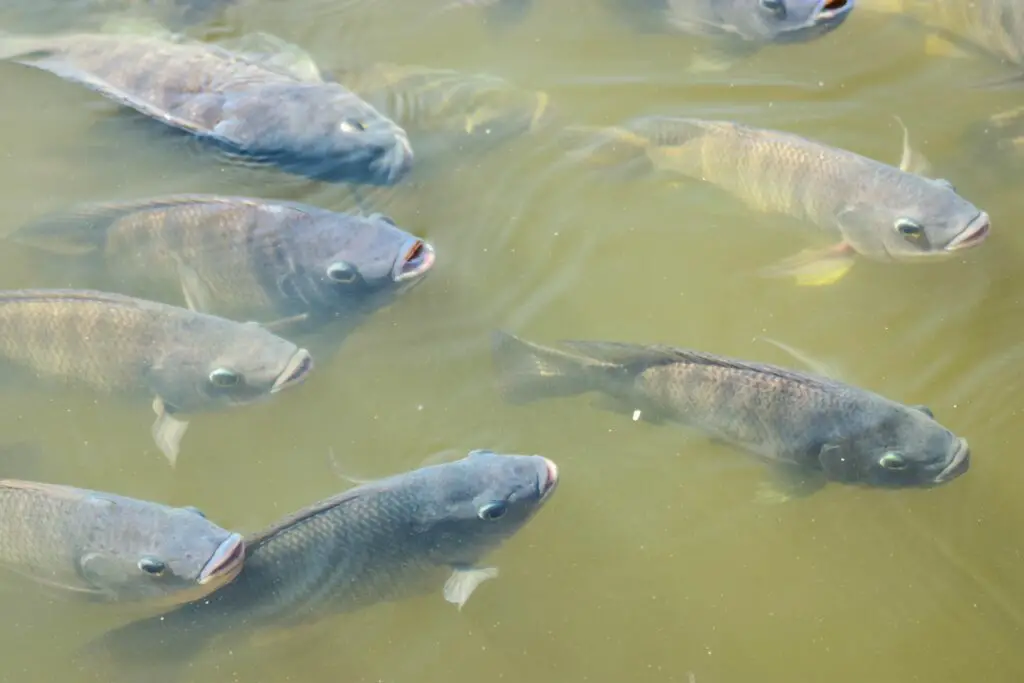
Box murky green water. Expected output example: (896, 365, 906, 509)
(0, 1, 1022, 682)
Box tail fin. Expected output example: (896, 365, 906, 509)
(490, 330, 604, 404)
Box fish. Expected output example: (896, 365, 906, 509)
(491, 330, 970, 495)
(0, 478, 244, 605)
(10, 195, 436, 336)
(0, 0, 235, 33)
(0, 31, 414, 185)
(607, 0, 855, 70)
(0, 289, 313, 466)
(83, 450, 559, 679)
(862, 0, 1024, 73)
(569, 116, 990, 285)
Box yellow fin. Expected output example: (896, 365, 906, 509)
(760, 244, 856, 287)
(925, 33, 972, 58)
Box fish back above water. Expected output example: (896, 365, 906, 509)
(0, 478, 244, 604)
(491, 331, 969, 490)
(85, 450, 559, 676)
(0, 31, 413, 185)
(11, 195, 436, 329)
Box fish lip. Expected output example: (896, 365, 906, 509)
(385, 134, 415, 184)
(538, 457, 559, 500)
(197, 533, 245, 586)
(393, 239, 436, 282)
(815, 0, 853, 22)
(945, 212, 991, 251)
(933, 438, 970, 484)
(271, 349, 314, 393)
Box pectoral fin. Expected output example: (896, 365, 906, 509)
(893, 115, 932, 176)
(443, 566, 500, 610)
(251, 312, 311, 334)
(176, 261, 214, 313)
(755, 465, 826, 504)
(759, 242, 856, 286)
(151, 397, 189, 467)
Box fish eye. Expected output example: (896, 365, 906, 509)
(759, 0, 786, 18)
(138, 557, 166, 576)
(879, 452, 908, 471)
(182, 505, 206, 518)
(326, 261, 358, 284)
(208, 368, 241, 387)
(478, 502, 508, 521)
(339, 119, 367, 133)
(894, 218, 925, 241)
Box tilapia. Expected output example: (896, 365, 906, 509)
(0, 289, 312, 466)
(608, 0, 855, 70)
(570, 116, 989, 285)
(0, 478, 244, 605)
(0, 31, 413, 185)
(492, 331, 969, 494)
(0, 0, 234, 33)
(864, 0, 1024, 71)
(10, 195, 436, 335)
(84, 450, 559, 678)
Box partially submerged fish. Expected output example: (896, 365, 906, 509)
(570, 116, 989, 285)
(11, 195, 435, 335)
(0, 31, 413, 185)
(0, 0, 235, 33)
(608, 0, 855, 70)
(0, 478, 244, 605)
(492, 331, 970, 494)
(0, 289, 312, 466)
(85, 450, 559, 677)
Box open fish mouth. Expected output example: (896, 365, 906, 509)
(945, 212, 991, 251)
(198, 532, 245, 586)
(817, 0, 853, 21)
(539, 457, 559, 500)
(933, 437, 970, 483)
(393, 239, 436, 282)
(271, 349, 314, 393)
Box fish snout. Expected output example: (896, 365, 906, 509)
(197, 532, 245, 586)
(945, 212, 991, 251)
(393, 239, 436, 283)
(539, 457, 559, 500)
(933, 437, 970, 484)
(271, 349, 314, 394)
(380, 133, 414, 184)
(817, 0, 853, 22)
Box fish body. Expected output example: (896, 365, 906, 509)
(0, 32, 413, 185)
(492, 331, 970, 490)
(0, 289, 312, 465)
(11, 195, 435, 334)
(0, 478, 244, 605)
(0, 0, 234, 32)
(87, 450, 559, 675)
(574, 116, 989, 285)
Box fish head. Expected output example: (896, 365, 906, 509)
(408, 450, 559, 567)
(732, 0, 855, 43)
(816, 404, 970, 488)
(836, 177, 990, 263)
(219, 83, 414, 185)
(77, 499, 245, 605)
(147, 317, 313, 413)
(303, 213, 435, 317)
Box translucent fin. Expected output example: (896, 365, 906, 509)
(893, 115, 932, 176)
(151, 397, 188, 467)
(759, 243, 856, 287)
(443, 566, 500, 610)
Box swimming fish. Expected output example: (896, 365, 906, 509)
(570, 116, 989, 285)
(0, 31, 413, 185)
(492, 330, 970, 495)
(0, 289, 312, 466)
(11, 195, 435, 336)
(84, 450, 559, 679)
(0, 478, 244, 605)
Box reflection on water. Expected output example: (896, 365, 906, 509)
(0, 1, 1022, 682)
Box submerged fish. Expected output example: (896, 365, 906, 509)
(0, 31, 413, 185)
(864, 0, 1024, 71)
(0, 290, 312, 466)
(11, 195, 436, 335)
(332, 62, 552, 157)
(85, 450, 559, 677)
(492, 331, 969, 494)
(0, 479, 244, 605)
(608, 0, 855, 70)
(570, 116, 989, 285)
(0, 0, 234, 32)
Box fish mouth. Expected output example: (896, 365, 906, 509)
(933, 437, 970, 484)
(817, 0, 853, 21)
(383, 134, 414, 184)
(945, 212, 991, 251)
(198, 533, 245, 586)
(393, 239, 436, 282)
(271, 349, 314, 393)
(539, 457, 559, 500)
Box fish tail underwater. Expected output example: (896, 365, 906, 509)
(491, 330, 610, 403)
